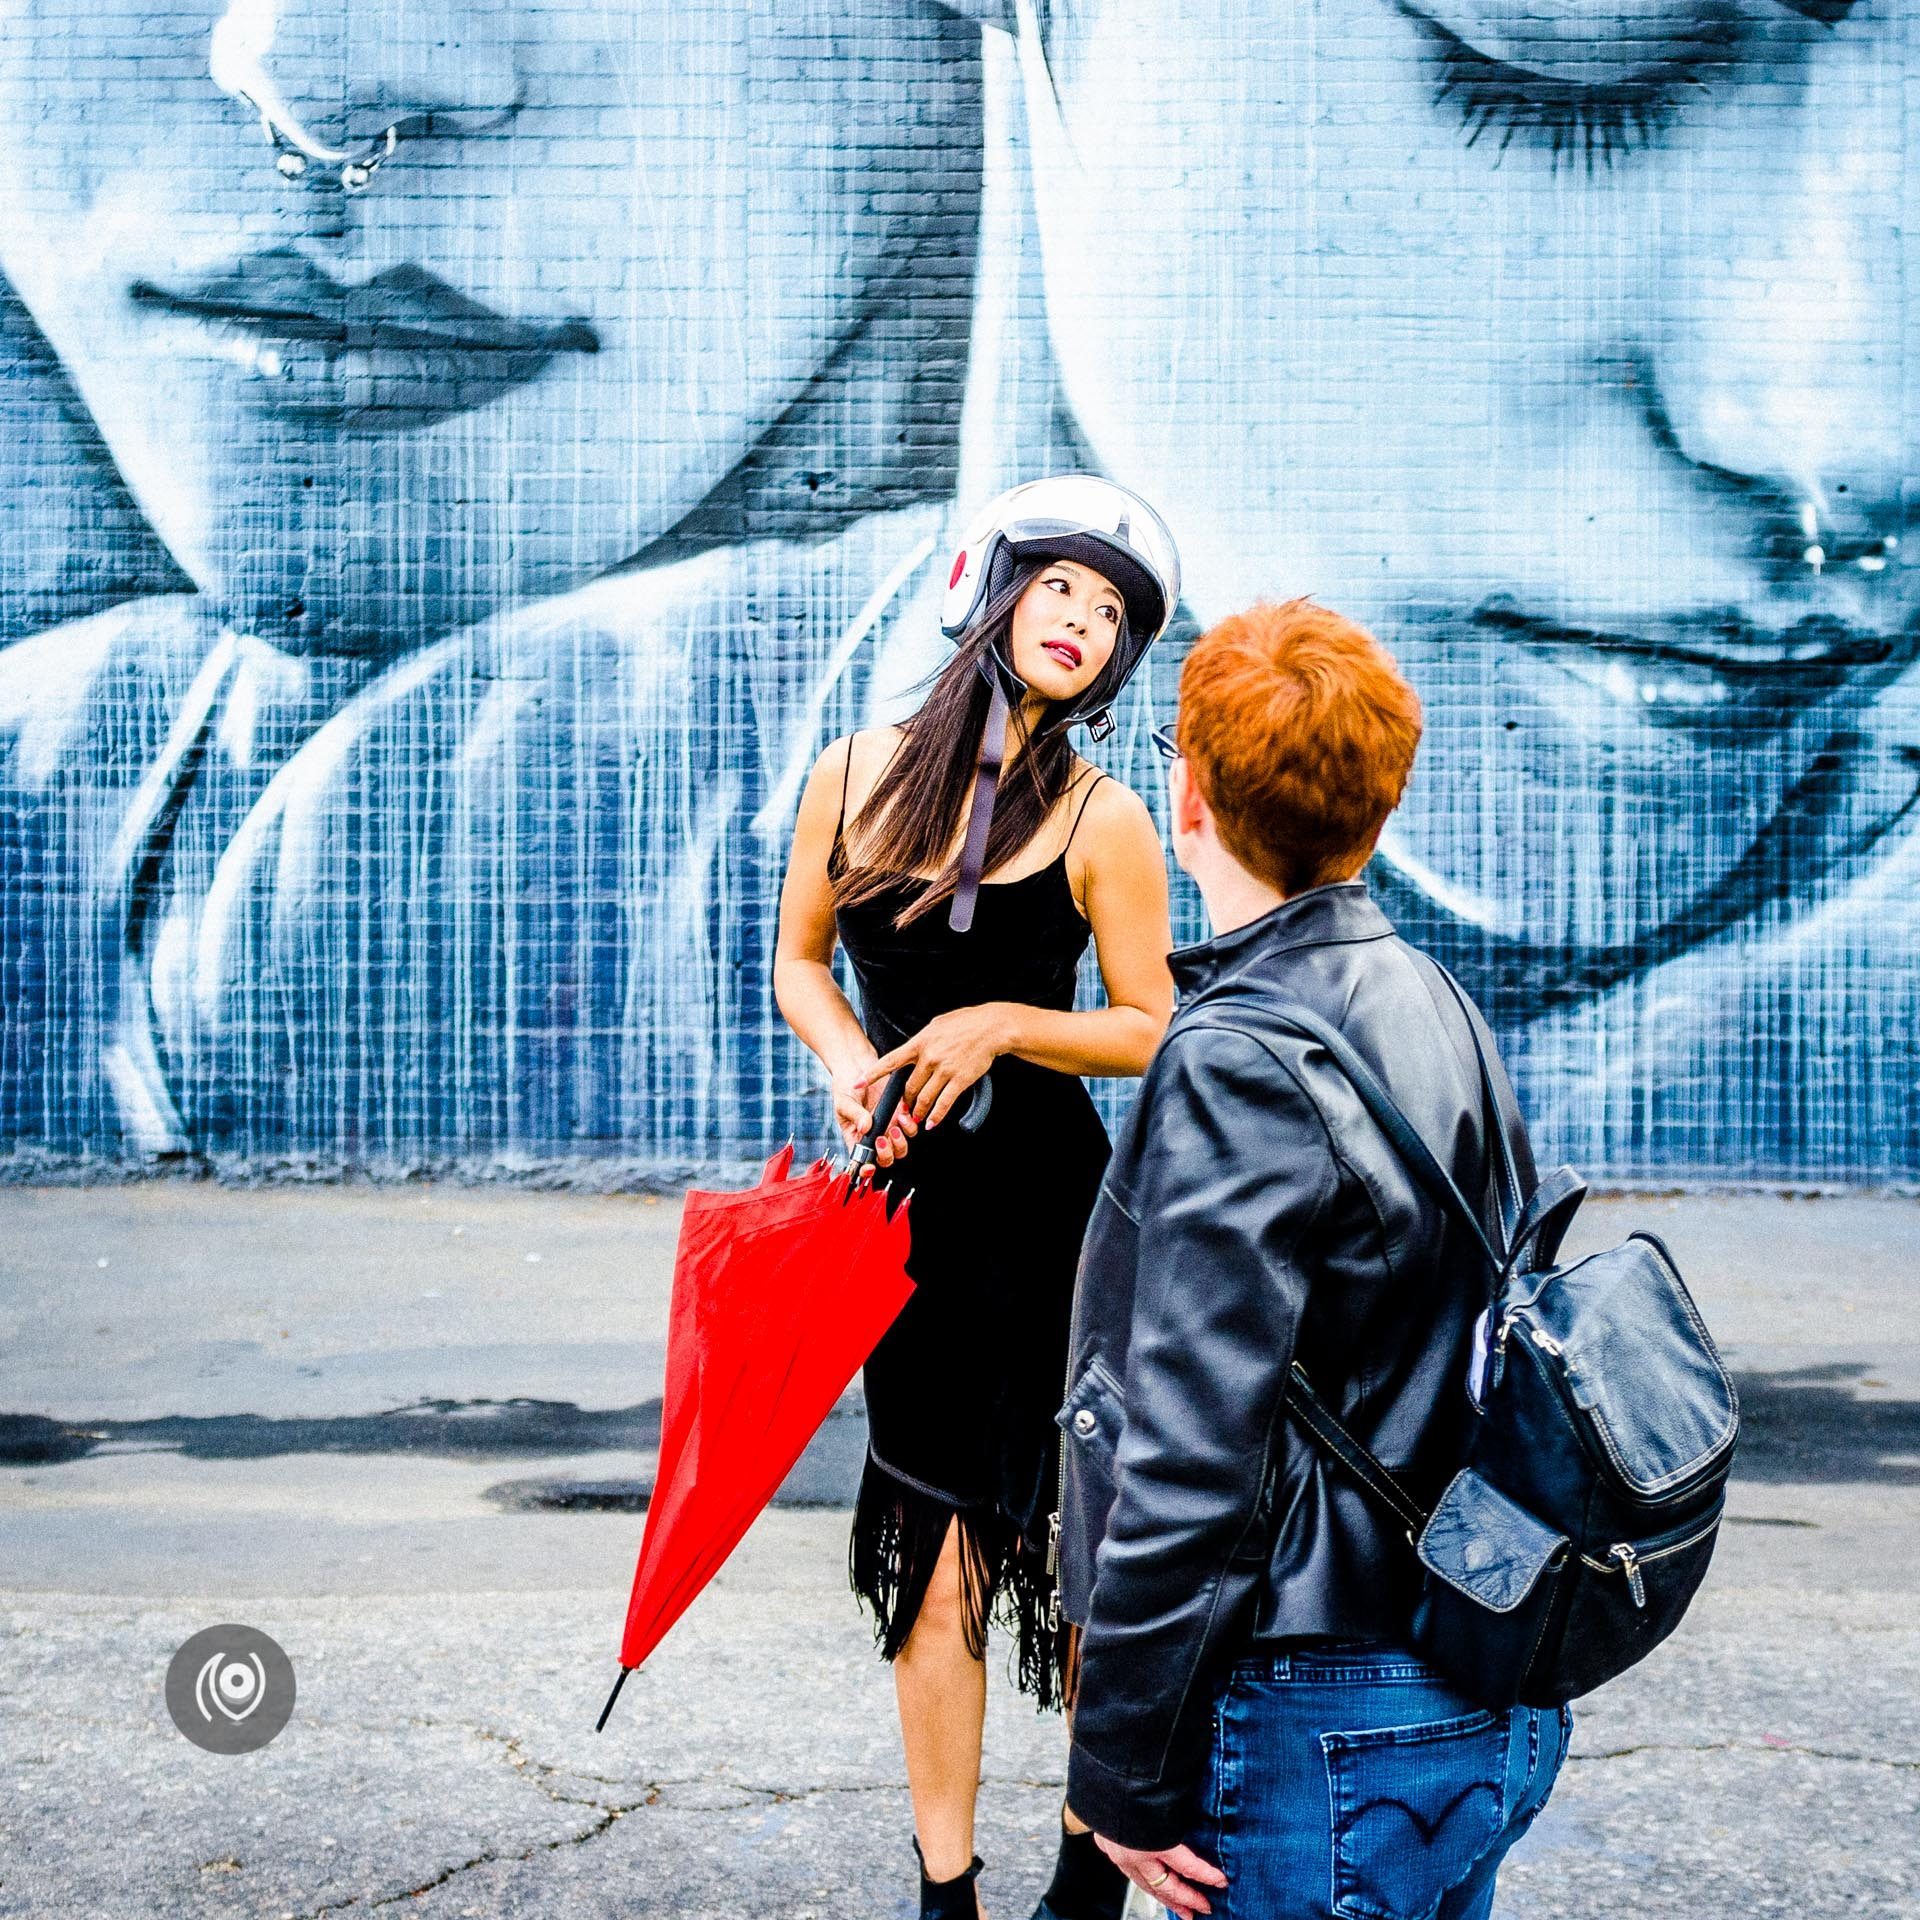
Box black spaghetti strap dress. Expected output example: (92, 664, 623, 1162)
(829, 747, 1112, 1709)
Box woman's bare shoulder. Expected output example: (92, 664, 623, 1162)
(813, 726, 903, 779)
(1063, 766, 1165, 921)
(1072, 763, 1157, 838)
(823, 725, 904, 760)
(815, 727, 908, 823)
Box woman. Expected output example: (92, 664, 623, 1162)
(774, 475, 1180, 1920)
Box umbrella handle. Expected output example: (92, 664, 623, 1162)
(848, 1065, 914, 1174)
(956, 1070, 993, 1134)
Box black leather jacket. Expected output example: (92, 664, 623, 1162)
(1059, 880, 1533, 1849)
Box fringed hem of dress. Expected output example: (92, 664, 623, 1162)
(849, 1452, 1075, 1712)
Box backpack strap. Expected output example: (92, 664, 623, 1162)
(1413, 956, 1529, 1243)
(1508, 1165, 1588, 1276)
(1281, 1361, 1431, 1537)
(1409, 958, 1586, 1273)
(1218, 991, 1587, 1549)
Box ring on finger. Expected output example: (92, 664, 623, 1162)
(1147, 1867, 1171, 1889)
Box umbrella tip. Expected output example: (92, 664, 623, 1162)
(594, 1664, 632, 1732)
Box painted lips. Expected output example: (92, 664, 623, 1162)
(1473, 597, 1920, 727)
(128, 247, 599, 432)
(1042, 640, 1084, 668)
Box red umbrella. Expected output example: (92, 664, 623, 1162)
(596, 1075, 915, 1730)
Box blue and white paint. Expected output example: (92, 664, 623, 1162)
(0, 0, 1914, 1180)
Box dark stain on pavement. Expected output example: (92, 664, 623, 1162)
(483, 1402, 870, 1513)
(0, 1396, 663, 1467)
(2, 1365, 1913, 1493)
(0, 1393, 869, 1509)
(1724, 1365, 1920, 1486)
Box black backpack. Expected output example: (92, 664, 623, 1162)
(1232, 975, 1739, 1710)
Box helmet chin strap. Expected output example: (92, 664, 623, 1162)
(949, 671, 1014, 934)
(949, 637, 1119, 930)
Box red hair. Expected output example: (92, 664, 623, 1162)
(1178, 599, 1422, 896)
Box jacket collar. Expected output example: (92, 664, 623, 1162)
(1169, 879, 1396, 1001)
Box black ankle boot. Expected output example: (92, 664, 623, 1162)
(915, 1836, 985, 1919)
(1028, 1812, 1129, 1920)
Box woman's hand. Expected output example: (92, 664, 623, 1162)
(855, 1002, 1016, 1160)
(829, 1052, 884, 1154)
(1094, 1836, 1227, 1919)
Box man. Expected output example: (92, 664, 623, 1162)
(1059, 600, 1570, 1918)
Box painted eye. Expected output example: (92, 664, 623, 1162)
(1401, 0, 1726, 171)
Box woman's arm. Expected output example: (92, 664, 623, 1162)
(859, 778, 1175, 1130)
(1001, 777, 1175, 1076)
(773, 736, 884, 1147)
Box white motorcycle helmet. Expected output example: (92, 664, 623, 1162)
(937, 475, 1181, 933)
(940, 472, 1182, 740)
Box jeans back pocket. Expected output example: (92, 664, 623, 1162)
(1321, 1708, 1507, 1919)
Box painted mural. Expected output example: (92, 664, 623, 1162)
(0, 0, 1914, 1181)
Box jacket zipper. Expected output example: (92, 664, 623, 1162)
(1045, 1429, 1068, 1630)
(1046, 1291, 1082, 1629)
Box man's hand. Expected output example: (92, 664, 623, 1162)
(1093, 1835, 1227, 1917)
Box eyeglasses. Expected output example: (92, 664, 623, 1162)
(1150, 724, 1183, 762)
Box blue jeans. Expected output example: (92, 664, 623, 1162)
(1174, 1641, 1571, 1920)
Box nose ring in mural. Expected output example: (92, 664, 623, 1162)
(267, 124, 398, 193)
(208, 0, 400, 192)
(1791, 499, 1901, 579)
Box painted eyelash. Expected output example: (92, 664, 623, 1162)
(1401, 3, 1709, 170)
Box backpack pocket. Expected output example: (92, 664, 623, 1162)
(1413, 1470, 1570, 1710)
(1548, 1492, 1727, 1700)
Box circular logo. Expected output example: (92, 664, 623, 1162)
(164, 1625, 296, 1754)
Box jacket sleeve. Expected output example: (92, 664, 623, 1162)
(1066, 1024, 1338, 1850)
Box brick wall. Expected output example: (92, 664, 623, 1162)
(0, 1, 1913, 1182)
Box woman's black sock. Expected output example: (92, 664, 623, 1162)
(1037, 1813, 1129, 1919)
(914, 1836, 985, 1919)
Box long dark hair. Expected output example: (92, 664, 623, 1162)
(834, 557, 1118, 928)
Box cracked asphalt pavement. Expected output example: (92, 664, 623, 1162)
(1, 1181, 1917, 1918)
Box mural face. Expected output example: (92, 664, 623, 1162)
(1016, 0, 1920, 1171)
(2, 0, 1917, 1179)
(0, 0, 977, 650)
(0, 0, 983, 1164)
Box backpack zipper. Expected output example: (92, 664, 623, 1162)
(1607, 1543, 1645, 1608)
(1489, 1312, 1559, 1383)
(1508, 1309, 1732, 1500)
(1576, 1515, 1721, 1607)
